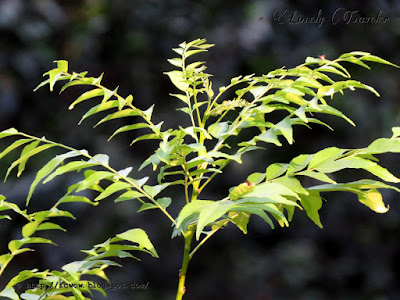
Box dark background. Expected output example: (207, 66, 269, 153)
(1, 1, 400, 299)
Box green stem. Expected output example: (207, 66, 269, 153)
(182, 151, 190, 204)
(176, 226, 195, 300)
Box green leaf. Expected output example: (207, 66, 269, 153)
(175, 200, 214, 229)
(0, 138, 33, 160)
(363, 164, 400, 183)
(42, 159, 100, 183)
(273, 176, 308, 195)
(249, 86, 268, 100)
(317, 65, 349, 78)
(236, 195, 300, 207)
(266, 163, 288, 180)
(296, 170, 337, 184)
(245, 182, 300, 200)
(308, 179, 400, 193)
(311, 104, 355, 126)
(33, 78, 50, 92)
(246, 172, 265, 184)
(4, 269, 44, 290)
(95, 182, 132, 201)
(127, 176, 148, 188)
(185, 49, 207, 58)
(287, 154, 312, 175)
(170, 93, 188, 104)
(22, 221, 41, 238)
(114, 190, 145, 202)
(8, 239, 24, 252)
(391, 127, 400, 139)
(115, 228, 158, 258)
(0, 253, 13, 266)
(61, 261, 86, 281)
(156, 197, 172, 208)
(208, 122, 229, 139)
(196, 200, 235, 239)
(363, 138, 400, 154)
(340, 55, 371, 69)
(0, 215, 11, 220)
(186, 61, 205, 71)
(108, 123, 149, 140)
(41, 296, 70, 300)
(293, 105, 307, 122)
(59, 76, 93, 92)
(230, 205, 274, 228)
(0, 128, 19, 139)
(46, 69, 64, 91)
(131, 133, 160, 145)
(308, 147, 345, 170)
(144, 105, 155, 120)
(35, 208, 76, 220)
(62, 259, 122, 281)
(0, 287, 19, 300)
(10, 237, 55, 252)
(9, 248, 33, 256)
(164, 71, 189, 91)
(229, 212, 250, 234)
(300, 190, 323, 228)
(256, 129, 282, 147)
(315, 157, 375, 173)
(57, 195, 98, 206)
(0, 200, 28, 219)
(27, 150, 85, 205)
(78, 100, 120, 124)
(345, 80, 380, 97)
(137, 197, 172, 212)
(17, 140, 41, 177)
(207, 151, 242, 164)
(75, 171, 115, 192)
(167, 58, 183, 67)
(6, 144, 55, 181)
(101, 87, 118, 104)
(251, 203, 289, 226)
(143, 183, 169, 198)
(36, 222, 66, 232)
(95, 109, 141, 127)
(55, 60, 68, 72)
(275, 117, 293, 144)
(358, 189, 389, 213)
(360, 54, 399, 68)
(69, 88, 104, 110)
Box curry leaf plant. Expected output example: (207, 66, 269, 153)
(1, 38, 399, 299)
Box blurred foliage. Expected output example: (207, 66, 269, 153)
(0, 0, 400, 299)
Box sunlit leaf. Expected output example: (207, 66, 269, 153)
(358, 189, 389, 213)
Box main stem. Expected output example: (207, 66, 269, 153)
(175, 225, 195, 300)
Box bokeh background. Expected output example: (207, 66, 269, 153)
(1, 1, 400, 299)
